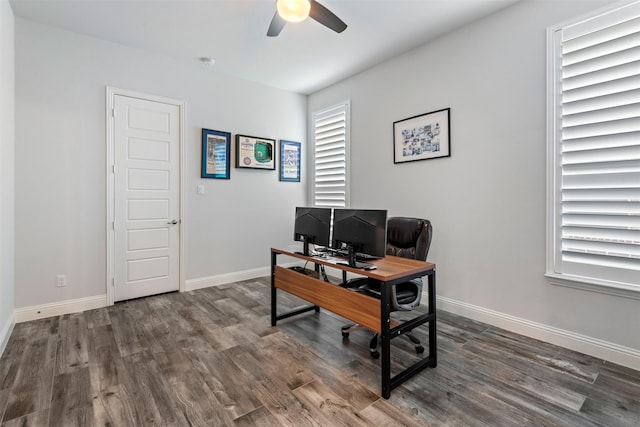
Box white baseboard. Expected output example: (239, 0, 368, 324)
(0, 313, 15, 357)
(185, 266, 272, 292)
(437, 295, 640, 371)
(14, 294, 108, 323)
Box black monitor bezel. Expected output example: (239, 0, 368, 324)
(331, 208, 387, 266)
(293, 206, 332, 256)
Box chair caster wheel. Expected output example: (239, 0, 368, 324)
(371, 350, 380, 359)
(416, 345, 425, 354)
(342, 332, 349, 338)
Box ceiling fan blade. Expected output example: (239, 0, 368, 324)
(308, 0, 347, 33)
(267, 11, 287, 37)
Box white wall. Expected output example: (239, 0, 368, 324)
(0, 0, 15, 353)
(309, 0, 639, 367)
(14, 19, 307, 309)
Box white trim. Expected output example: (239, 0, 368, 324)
(105, 87, 186, 305)
(14, 295, 107, 323)
(546, 273, 640, 300)
(0, 313, 15, 357)
(184, 261, 308, 292)
(185, 267, 271, 292)
(437, 295, 640, 371)
(548, 0, 639, 37)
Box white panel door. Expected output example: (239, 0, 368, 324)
(114, 95, 180, 301)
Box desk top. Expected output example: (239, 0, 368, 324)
(272, 246, 435, 282)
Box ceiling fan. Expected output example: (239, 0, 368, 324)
(267, 0, 347, 37)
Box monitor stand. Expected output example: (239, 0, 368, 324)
(295, 237, 311, 257)
(337, 244, 373, 269)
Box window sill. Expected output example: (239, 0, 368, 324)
(545, 273, 640, 300)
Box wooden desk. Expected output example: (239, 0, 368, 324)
(270, 247, 437, 399)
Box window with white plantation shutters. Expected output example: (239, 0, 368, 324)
(547, 1, 640, 295)
(312, 101, 350, 208)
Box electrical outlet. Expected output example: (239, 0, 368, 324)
(56, 274, 67, 287)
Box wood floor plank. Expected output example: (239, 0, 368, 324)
(579, 394, 640, 426)
(1, 409, 49, 427)
(229, 333, 316, 391)
(232, 405, 280, 427)
(49, 367, 93, 427)
(166, 365, 234, 426)
(83, 307, 111, 330)
(0, 388, 9, 424)
(94, 384, 138, 427)
(2, 336, 56, 423)
(292, 379, 371, 427)
(457, 338, 588, 412)
(359, 398, 424, 427)
(237, 374, 325, 427)
(106, 306, 144, 357)
(121, 351, 189, 426)
(55, 314, 89, 375)
(185, 346, 262, 421)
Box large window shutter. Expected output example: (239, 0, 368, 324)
(548, 1, 640, 293)
(312, 102, 349, 208)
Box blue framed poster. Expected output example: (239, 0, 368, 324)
(201, 128, 231, 179)
(279, 140, 301, 182)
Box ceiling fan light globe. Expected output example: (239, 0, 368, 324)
(276, 0, 310, 23)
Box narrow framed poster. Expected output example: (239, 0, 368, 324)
(201, 128, 231, 179)
(279, 140, 301, 182)
(235, 134, 276, 170)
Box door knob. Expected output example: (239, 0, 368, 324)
(168, 219, 178, 225)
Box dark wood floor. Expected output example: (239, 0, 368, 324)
(1, 277, 639, 426)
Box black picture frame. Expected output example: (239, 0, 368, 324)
(201, 128, 231, 179)
(235, 134, 276, 170)
(279, 140, 301, 182)
(393, 108, 451, 164)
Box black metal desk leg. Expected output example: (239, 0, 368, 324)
(428, 270, 437, 366)
(271, 251, 277, 326)
(380, 280, 391, 399)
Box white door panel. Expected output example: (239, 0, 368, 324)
(127, 199, 170, 220)
(128, 169, 170, 190)
(114, 95, 180, 302)
(127, 257, 169, 281)
(128, 138, 170, 161)
(128, 229, 169, 251)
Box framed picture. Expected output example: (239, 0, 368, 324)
(393, 108, 450, 164)
(235, 134, 276, 170)
(279, 140, 301, 182)
(201, 128, 231, 179)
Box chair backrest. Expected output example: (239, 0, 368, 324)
(386, 217, 432, 261)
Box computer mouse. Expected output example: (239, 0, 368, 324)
(364, 265, 377, 270)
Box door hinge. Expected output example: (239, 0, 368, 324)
(112, 221, 115, 230)
(112, 164, 115, 174)
(111, 108, 115, 117)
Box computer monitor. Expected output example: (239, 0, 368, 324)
(293, 207, 332, 256)
(331, 208, 387, 268)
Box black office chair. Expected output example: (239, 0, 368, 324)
(341, 217, 433, 358)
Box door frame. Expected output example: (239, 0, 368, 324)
(105, 86, 186, 306)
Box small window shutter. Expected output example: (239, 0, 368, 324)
(553, 2, 640, 287)
(312, 102, 349, 208)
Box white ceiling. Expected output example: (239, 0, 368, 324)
(9, 0, 520, 94)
